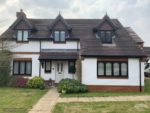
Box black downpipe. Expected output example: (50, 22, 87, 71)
(139, 59, 142, 92)
(39, 40, 41, 77)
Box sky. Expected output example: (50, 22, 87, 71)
(0, 0, 150, 46)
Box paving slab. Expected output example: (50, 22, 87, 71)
(28, 88, 59, 113)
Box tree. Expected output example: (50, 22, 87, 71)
(0, 21, 13, 86)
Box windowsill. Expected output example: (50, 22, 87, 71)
(13, 75, 31, 77)
(45, 71, 51, 73)
(97, 76, 128, 79)
(16, 41, 29, 43)
(102, 43, 116, 46)
(53, 41, 66, 44)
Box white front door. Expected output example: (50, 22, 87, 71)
(55, 61, 64, 83)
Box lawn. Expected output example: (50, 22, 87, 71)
(0, 87, 48, 113)
(60, 78, 150, 97)
(53, 101, 150, 113)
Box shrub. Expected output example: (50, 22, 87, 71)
(16, 77, 29, 88)
(27, 77, 45, 89)
(7, 76, 28, 88)
(58, 78, 88, 93)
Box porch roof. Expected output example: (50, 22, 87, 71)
(39, 50, 79, 60)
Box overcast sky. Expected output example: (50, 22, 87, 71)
(0, 0, 150, 46)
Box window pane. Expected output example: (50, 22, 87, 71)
(61, 63, 63, 72)
(54, 31, 59, 41)
(69, 61, 75, 73)
(100, 31, 105, 43)
(17, 30, 22, 41)
(20, 62, 25, 74)
(113, 63, 119, 76)
(106, 31, 112, 43)
(46, 61, 51, 71)
(23, 31, 28, 41)
(98, 62, 104, 75)
(14, 62, 19, 74)
(121, 63, 127, 76)
(26, 62, 31, 74)
(106, 62, 112, 76)
(60, 31, 65, 41)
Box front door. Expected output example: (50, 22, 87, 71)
(55, 61, 64, 83)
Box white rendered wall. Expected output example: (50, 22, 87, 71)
(41, 41, 79, 50)
(82, 58, 144, 86)
(9, 41, 40, 52)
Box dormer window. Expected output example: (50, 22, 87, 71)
(54, 31, 65, 42)
(98, 30, 113, 44)
(17, 30, 29, 42)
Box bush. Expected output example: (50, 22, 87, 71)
(16, 77, 29, 88)
(7, 76, 28, 88)
(58, 78, 88, 93)
(27, 77, 45, 89)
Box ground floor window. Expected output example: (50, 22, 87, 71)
(13, 60, 32, 76)
(68, 61, 76, 73)
(45, 61, 51, 73)
(97, 61, 128, 77)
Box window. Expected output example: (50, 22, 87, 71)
(17, 30, 29, 41)
(45, 61, 51, 73)
(13, 61, 32, 76)
(68, 61, 75, 73)
(98, 30, 113, 43)
(98, 62, 104, 76)
(97, 61, 128, 78)
(54, 31, 66, 42)
(57, 62, 63, 73)
(121, 63, 128, 76)
(113, 63, 119, 76)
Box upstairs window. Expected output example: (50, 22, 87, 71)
(54, 31, 65, 42)
(17, 30, 29, 41)
(98, 30, 113, 44)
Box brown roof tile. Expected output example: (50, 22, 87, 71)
(0, 15, 146, 57)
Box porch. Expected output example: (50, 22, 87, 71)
(39, 49, 79, 83)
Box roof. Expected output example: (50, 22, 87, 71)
(48, 14, 71, 31)
(143, 47, 150, 56)
(0, 12, 146, 57)
(125, 27, 144, 43)
(39, 49, 79, 60)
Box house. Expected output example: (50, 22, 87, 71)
(0, 9, 146, 92)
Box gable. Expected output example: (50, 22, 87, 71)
(99, 21, 114, 30)
(53, 21, 66, 29)
(49, 14, 71, 31)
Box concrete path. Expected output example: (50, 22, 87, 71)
(28, 87, 150, 113)
(28, 88, 59, 113)
(58, 96, 150, 102)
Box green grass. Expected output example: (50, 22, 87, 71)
(53, 101, 150, 113)
(60, 79, 150, 97)
(0, 87, 48, 113)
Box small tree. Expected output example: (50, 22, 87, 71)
(0, 30, 12, 86)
